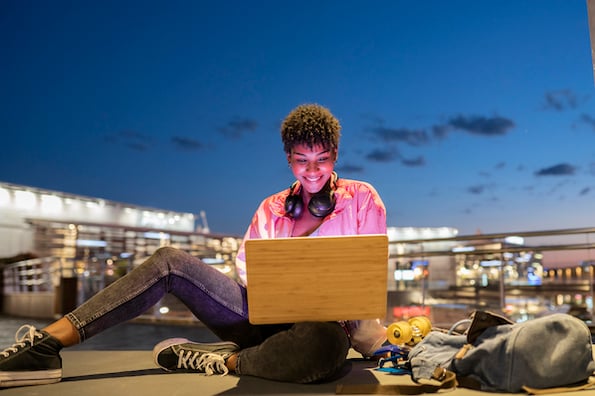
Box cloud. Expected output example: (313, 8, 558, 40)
(171, 136, 205, 151)
(124, 142, 149, 151)
(401, 156, 425, 167)
(431, 114, 515, 138)
(369, 126, 429, 146)
(580, 113, 595, 131)
(119, 130, 148, 140)
(534, 163, 576, 176)
(447, 115, 515, 136)
(336, 163, 364, 174)
(217, 117, 258, 139)
(546, 179, 572, 195)
(432, 124, 449, 139)
(360, 113, 385, 125)
(542, 89, 579, 111)
(365, 148, 399, 162)
(467, 184, 486, 194)
(361, 112, 514, 167)
(427, 188, 439, 197)
(104, 130, 151, 151)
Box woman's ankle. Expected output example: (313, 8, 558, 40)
(225, 353, 238, 372)
(43, 317, 80, 347)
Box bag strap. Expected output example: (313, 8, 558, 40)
(522, 377, 595, 395)
(336, 367, 457, 394)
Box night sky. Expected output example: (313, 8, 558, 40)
(2, 1, 594, 236)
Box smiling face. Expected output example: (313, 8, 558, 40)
(287, 143, 337, 198)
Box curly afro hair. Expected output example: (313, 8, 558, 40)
(280, 104, 341, 153)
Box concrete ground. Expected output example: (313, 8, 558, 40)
(3, 349, 595, 396)
(2, 316, 595, 395)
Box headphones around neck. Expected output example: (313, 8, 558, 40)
(284, 173, 337, 218)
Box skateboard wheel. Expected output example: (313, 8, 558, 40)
(387, 321, 413, 345)
(408, 316, 432, 337)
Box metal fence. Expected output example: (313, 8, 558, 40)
(3, 226, 595, 322)
(387, 226, 595, 322)
(2, 256, 69, 293)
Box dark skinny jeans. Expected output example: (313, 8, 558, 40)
(65, 247, 350, 383)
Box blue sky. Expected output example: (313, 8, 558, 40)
(1, 0, 594, 236)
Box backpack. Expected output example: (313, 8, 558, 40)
(408, 310, 595, 393)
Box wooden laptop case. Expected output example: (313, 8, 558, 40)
(245, 234, 388, 324)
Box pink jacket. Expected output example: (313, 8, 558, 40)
(235, 178, 388, 357)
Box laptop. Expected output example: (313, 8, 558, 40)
(245, 234, 388, 324)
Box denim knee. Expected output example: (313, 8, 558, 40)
(236, 321, 350, 383)
(152, 246, 183, 265)
(148, 246, 197, 276)
(294, 322, 350, 383)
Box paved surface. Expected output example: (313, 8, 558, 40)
(2, 316, 595, 395)
(2, 348, 595, 396)
(0, 315, 219, 350)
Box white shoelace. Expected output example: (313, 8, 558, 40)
(0, 325, 41, 358)
(176, 350, 229, 375)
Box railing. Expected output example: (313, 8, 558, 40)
(2, 256, 71, 293)
(3, 227, 594, 323)
(1, 256, 78, 318)
(389, 226, 595, 257)
(388, 226, 595, 322)
(0, 254, 230, 322)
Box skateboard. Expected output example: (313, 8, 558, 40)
(386, 315, 432, 346)
(374, 316, 432, 374)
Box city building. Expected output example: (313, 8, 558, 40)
(2, 181, 591, 324)
(0, 181, 241, 319)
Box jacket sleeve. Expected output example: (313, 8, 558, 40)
(345, 319, 387, 357)
(235, 229, 249, 287)
(235, 200, 268, 286)
(356, 182, 387, 234)
(349, 182, 388, 356)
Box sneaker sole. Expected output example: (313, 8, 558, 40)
(0, 369, 62, 388)
(152, 339, 239, 371)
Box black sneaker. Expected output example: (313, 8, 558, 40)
(0, 325, 63, 387)
(153, 338, 239, 376)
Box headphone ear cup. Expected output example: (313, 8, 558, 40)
(284, 194, 303, 218)
(308, 189, 335, 218)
